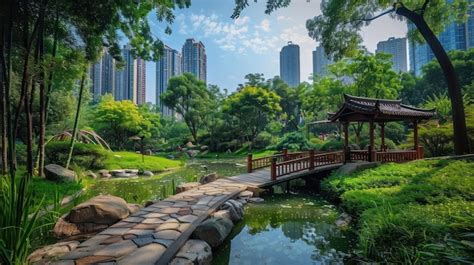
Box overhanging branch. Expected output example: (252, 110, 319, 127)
(352, 8, 395, 26)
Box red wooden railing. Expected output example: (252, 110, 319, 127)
(247, 147, 424, 180)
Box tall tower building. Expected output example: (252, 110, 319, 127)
(312, 45, 333, 78)
(280, 41, 300, 87)
(89, 49, 115, 102)
(409, 2, 473, 76)
(115, 44, 138, 103)
(136, 58, 146, 105)
(376, 37, 408, 72)
(182, 39, 207, 83)
(156, 45, 182, 117)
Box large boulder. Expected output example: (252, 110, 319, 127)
(199, 173, 218, 184)
(27, 241, 79, 264)
(192, 217, 233, 247)
(45, 164, 76, 182)
(220, 200, 244, 223)
(174, 240, 212, 265)
(54, 195, 133, 238)
(176, 182, 201, 193)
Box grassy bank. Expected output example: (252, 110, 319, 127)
(196, 149, 278, 159)
(321, 159, 474, 263)
(102, 151, 182, 171)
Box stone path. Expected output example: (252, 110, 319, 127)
(55, 164, 342, 265)
(56, 178, 247, 265)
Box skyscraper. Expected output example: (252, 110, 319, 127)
(156, 45, 182, 117)
(89, 49, 115, 102)
(312, 45, 333, 78)
(115, 44, 138, 103)
(280, 41, 300, 87)
(376, 37, 408, 72)
(182, 39, 207, 83)
(409, 2, 474, 76)
(136, 58, 146, 105)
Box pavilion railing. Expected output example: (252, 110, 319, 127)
(349, 150, 369, 161)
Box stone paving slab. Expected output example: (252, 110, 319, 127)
(58, 178, 247, 265)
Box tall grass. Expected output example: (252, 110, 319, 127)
(0, 176, 43, 264)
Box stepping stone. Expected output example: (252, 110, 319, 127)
(155, 222, 180, 231)
(125, 229, 155, 237)
(99, 228, 130, 236)
(76, 255, 115, 265)
(196, 196, 214, 205)
(94, 240, 137, 258)
(177, 208, 192, 215)
(110, 222, 136, 228)
(177, 223, 191, 233)
(132, 236, 154, 247)
(190, 205, 209, 211)
(133, 223, 160, 230)
(122, 217, 144, 223)
(142, 218, 164, 224)
(80, 235, 110, 247)
(117, 243, 166, 265)
(156, 208, 181, 214)
(153, 238, 173, 248)
(100, 235, 122, 245)
(143, 212, 167, 218)
(177, 215, 199, 223)
(153, 230, 181, 240)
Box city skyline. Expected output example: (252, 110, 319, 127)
(376, 37, 408, 73)
(280, 41, 300, 87)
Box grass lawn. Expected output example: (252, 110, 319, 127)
(102, 151, 183, 172)
(196, 149, 278, 159)
(322, 158, 474, 264)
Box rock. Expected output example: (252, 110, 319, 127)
(200, 145, 209, 151)
(98, 169, 109, 176)
(176, 182, 201, 193)
(220, 201, 243, 223)
(27, 241, 79, 264)
(227, 200, 244, 216)
(144, 200, 156, 207)
(192, 217, 233, 247)
(169, 257, 194, 265)
(110, 169, 125, 175)
(86, 170, 97, 179)
(211, 210, 231, 220)
(125, 169, 139, 175)
(336, 161, 379, 175)
(65, 195, 131, 224)
(142, 171, 154, 177)
(144, 149, 153, 155)
(238, 190, 253, 200)
(45, 164, 76, 182)
(53, 217, 108, 238)
(335, 213, 352, 228)
(114, 172, 131, 178)
(246, 186, 265, 197)
(199, 173, 218, 184)
(237, 198, 247, 205)
(101, 173, 112, 178)
(175, 240, 212, 265)
(127, 203, 142, 214)
(248, 197, 264, 203)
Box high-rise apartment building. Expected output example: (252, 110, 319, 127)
(156, 45, 182, 117)
(182, 38, 207, 83)
(312, 45, 333, 78)
(280, 41, 300, 87)
(409, 2, 474, 75)
(376, 37, 408, 72)
(136, 58, 146, 105)
(89, 49, 115, 102)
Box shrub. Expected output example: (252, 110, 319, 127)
(273, 132, 314, 151)
(320, 138, 343, 151)
(45, 141, 108, 169)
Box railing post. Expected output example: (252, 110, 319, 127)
(309, 149, 315, 170)
(247, 153, 253, 173)
(271, 156, 277, 180)
(417, 146, 424, 159)
(283, 148, 288, 161)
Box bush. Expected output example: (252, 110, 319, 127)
(320, 138, 343, 151)
(273, 132, 314, 151)
(360, 138, 397, 150)
(45, 141, 108, 169)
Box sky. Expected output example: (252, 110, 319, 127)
(144, 0, 408, 103)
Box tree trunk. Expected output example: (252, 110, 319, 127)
(0, 17, 7, 175)
(396, 5, 470, 154)
(66, 66, 87, 169)
(37, 4, 46, 177)
(5, 0, 15, 181)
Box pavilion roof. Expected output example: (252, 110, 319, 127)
(329, 94, 436, 122)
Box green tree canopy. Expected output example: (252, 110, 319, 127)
(223, 86, 281, 151)
(160, 73, 211, 143)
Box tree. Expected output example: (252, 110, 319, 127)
(223, 86, 281, 151)
(161, 73, 211, 144)
(237, 73, 268, 90)
(232, 0, 471, 154)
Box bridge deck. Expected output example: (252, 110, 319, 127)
(55, 165, 341, 265)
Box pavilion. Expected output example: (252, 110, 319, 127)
(329, 94, 436, 162)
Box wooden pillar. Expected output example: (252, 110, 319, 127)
(413, 120, 419, 150)
(380, 122, 385, 151)
(283, 148, 288, 161)
(247, 153, 253, 173)
(343, 122, 349, 162)
(309, 149, 315, 170)
(271, 156, 277, 181)
(369, 121, 376, 162)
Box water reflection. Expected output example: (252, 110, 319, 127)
(213, 194, 353, 265)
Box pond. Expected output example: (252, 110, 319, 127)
(212, 193, 355, 265)
(84, 158, 247, 203)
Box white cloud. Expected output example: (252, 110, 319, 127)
(277, 15, 291, 21)
(256, 19, 271, 32)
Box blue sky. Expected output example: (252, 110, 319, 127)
(145, 0, 407, 103)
